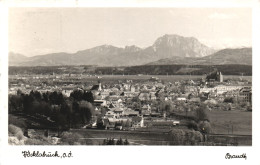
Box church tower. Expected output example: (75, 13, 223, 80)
(98, 80, 102, 91)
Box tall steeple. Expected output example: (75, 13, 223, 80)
(98, 80, 102, 91)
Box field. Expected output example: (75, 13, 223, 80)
(9, 74, 252, 88)
(73, 75, 251, 84)
(89, 74, 251, 80)
(9, 111, 252, 145)
(68, 109, 252, 145)
(70, 129, 172, 145)
(208, 110, 252, 135)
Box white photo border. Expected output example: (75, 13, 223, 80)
(1, 0, 260, 165)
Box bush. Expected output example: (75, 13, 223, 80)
(124, 139, 129, 145)
(8, 124, 25, 140)
(224, 97, 234, 103)
(193, 131, 203, 142)
(116, 138, 123, 145)
(187, 121, 198, 131)
(198, 121, 212, 134)
(9, 136, 25, 145)
(102, 138, 129, 145)
(194, 105, 209, 122)
(8, 115, 27, 130)
(32, 135, 53, 144)
(185, 130, 203, 145)
(9, 125, 54, 145)
(169, 129, 185, 145)
(169, 128, 203, 145)
(8, 124, 27, 145)
(97, 116, 104, 129)
(60, 132, 84, 145)
(25, 138, 51, 145)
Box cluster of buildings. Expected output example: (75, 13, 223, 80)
(9, 72, 252, 129)
(87, 76, 251, 129)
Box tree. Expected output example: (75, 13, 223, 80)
(96, 116, 104, 129)
(187, 120, 198, 131)
(83, 91, 94, 103)
(42, 92, 50, 102)
(100, 107, 108, 116)
(102, 138, 129, 145)
(60, 101, 73, 128)
(60, 132, 83, 145)
(17, 89, 23, 96)
(57, 92, 65, 105)
(9, 95, 23, 113)
(169, 129, 185, 145)
(56, 113, 68, 134)
(198, 121, 212, 142)
(60, 101, 72, 115)
(78, 101, 95, 125)
(72, 101, 80, 113)
(198, 121, 212, 134)
(49, 91, 64, 105)
(70, 90, 84, 101)
(102, 139, 107, 145)
(124, 119, 131, 129)
(206, 69, 218, 81)
(194, 104, 209, 122)
(124, 139, 129, 145)
(116, 138, 124, 145)
(224, 97, 234, 103)
(159, 100, 174, 115)
(132, 96, 141, 103)
(38, 101, 52, 116)
(23, 94, 34, 114)
(107, 138, 115, 145)
(30, 100, 41, 114)
(30, 90, 42, 101)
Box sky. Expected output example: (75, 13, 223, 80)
(8, 8, 252, 57)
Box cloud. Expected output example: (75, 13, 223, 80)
(208, 12, 237, 19)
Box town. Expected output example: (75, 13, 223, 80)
(8, 68, 252, 145)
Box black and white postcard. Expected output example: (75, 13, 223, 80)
(0, 0, 260, 164)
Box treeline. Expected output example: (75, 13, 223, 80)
(9, 89, 96, 131)
(9, 65, 95, 75)
(9, 64, 252, 75)
(121, 65, 252, 75)
(102, 138, 129, 145)
(9, 66, 64, 75)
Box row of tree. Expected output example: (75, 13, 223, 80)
(9, 64, 252, 76)
(9, 89, 96, 131)
(102, 138, 129, 145)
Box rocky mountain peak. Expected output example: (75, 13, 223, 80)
(151, 34, 215, 58)
(10, 34, 241, 66)
(124, 45, 142, 52)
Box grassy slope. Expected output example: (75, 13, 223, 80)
(208, 110, 252, 135)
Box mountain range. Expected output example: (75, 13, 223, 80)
(147, 47, 252, 65)
(9, 34, 252, 66)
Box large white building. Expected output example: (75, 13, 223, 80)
(199, 85, 244, 94)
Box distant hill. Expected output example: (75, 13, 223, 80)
(8, 52, 29, 66)
(9, 34, 216, 66)
(199, 48, 252, 65)
(147, 48, 252, 65)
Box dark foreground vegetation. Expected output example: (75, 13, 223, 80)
(9, 90, 252, 145)
(9, 90, 96, 132)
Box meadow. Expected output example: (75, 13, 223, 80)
(208, 110, 252, 135)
